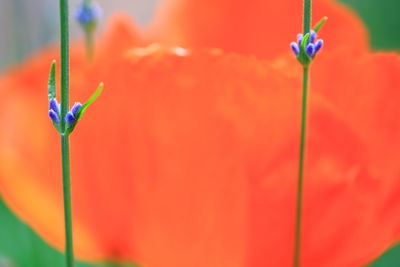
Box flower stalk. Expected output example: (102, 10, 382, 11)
(48, 1, 102, 265)
(293, 66, 309, 267)
(75, 0, 102, 61)
(59, 0, 75, 266)
(293, 0, 312, 266)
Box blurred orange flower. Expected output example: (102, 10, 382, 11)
(0, 0, 400, 266)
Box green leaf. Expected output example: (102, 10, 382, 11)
(340, 0, 400, 50)
(76, 82, 103, 122)
(369, 243, 400, 267)
(313, 16, 328, 33)
(0, 196, 140, 267)
(47, 60, 56, 100)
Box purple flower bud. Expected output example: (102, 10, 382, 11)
(71, 102, 82, 116)
(309, 30, 317, 43)
(290, 42, 300, 56)
(65, 112, 76, 125)
(315, 39, 324, 52)
(306, 43, 316, 57)
(297, 34, 304, 46)
(49, 110, 60, 124)
(75, 1, 102, 27)
(49, 98, 60, 114)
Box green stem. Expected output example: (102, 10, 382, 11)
(62, 136, 74, 267)
(303, 0, 312, 33)
(293, 67, 309, 267)
(59, 0, 74, 266)
(293, 1, 312, 266)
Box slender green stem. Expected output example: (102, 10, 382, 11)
(59, 0, 74, 266)
(61, 136, 74, 267)
(303, 0, 312, 33)
(60, 0, 69, 129)
(293, 67, 309, 267)
(293, 1, 312, 266)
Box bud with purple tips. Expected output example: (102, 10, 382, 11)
(47, 60, 103, 135)
(48, 98, 61, 129)
(65, 102, 82, 134)
(49, 110, 60, 124)
(315, 39, 324, 53)
(309, 30, 316, 43)
(289, 17, 327, 67)
(71, 102, 82, 116)
(290, 42, 300, 56)
(297, 34, 303, 46)
(75, 0, 102, 31)
(75, 0, 103, 60)
(65, 112, 76, 125)
(306, 43, 316, 57)
(49, 98, 60, 114)
(290, 30, 324, 58)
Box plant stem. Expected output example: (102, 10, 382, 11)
(62, 135, 74, 267)
(293, 66, 309, 267)
(303, 0, 312, 33)
(59, 0, 74, 266)
(294, 2, 312, 266)
(294, 1, 312, 266)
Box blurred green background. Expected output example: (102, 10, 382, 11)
(0, 0, 399, 266)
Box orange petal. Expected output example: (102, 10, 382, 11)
(120, 46, 301, 266)
(312, 50, 400, 178)
(2, 35, 400, 267)
(149, 0, 369, 59)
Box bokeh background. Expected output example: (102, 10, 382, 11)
(0, 0, 399, 266)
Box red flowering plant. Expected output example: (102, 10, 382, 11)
(0, 0, 399, 266)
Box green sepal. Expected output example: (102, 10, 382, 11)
(76, 82, 103, 122)
(53, 121, 62, 134)
(313, 16, 328, 33)
(64, 120, 77, 136)
(48, 60, 56, 100)
(297, 33, 312, 67)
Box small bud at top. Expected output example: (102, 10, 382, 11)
(49, 110, 60, 124)
(306, 43, 316, 57)
(297, 34, 303, 46)
(65, 112, 76, 125)
(290, 28, 324, 66)
(49, 98, 60, 114)
(315, 39, 324, 52)
(71, 102, 82, 116)
(74, 1, 102, 29)
(309, 30, 316, 43)
(290, 42, 300, 56)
